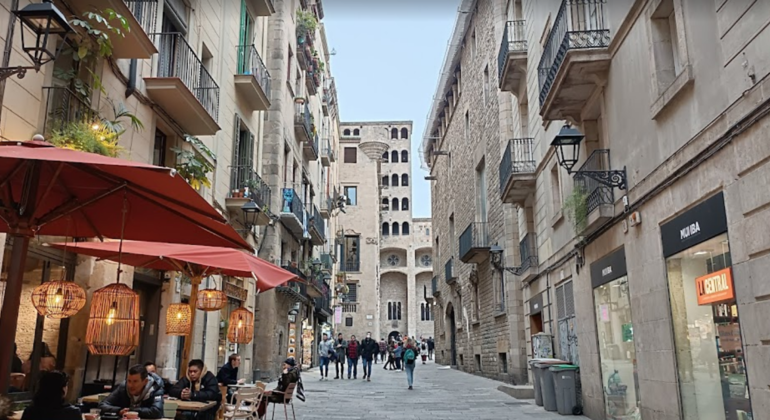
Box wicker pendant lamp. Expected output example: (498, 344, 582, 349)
(227, 307, 254, 344)
(166, 303, 192, 336)
(197, 287, 226, 311)
(30, 280, 86, 319)
(85, 194, 140, 356)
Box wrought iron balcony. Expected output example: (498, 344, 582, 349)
(308, 204, 325, 245)
(574, 149, 614, 233)
(226, 165, 272, 226)
(303, 133, 319, 161)
(459, 222, 491, 263)
(320, 253, 334, 272)
(498, 20, 527, 93)
(431, 275, 440, 297)
(537, 0, 611, 120)
(294, 102, 313, 143)
(321, 137, 334, 167)
(279, 188, 305, 237)
(43, 87, 98, 135)
(314, 289, 332, 318)
(146, 33, 220, 135)
(235, 45, 271, 111)
(499, 138, 536, 204)
(339, 260, 360, 272)
(445, 258, 457, 284)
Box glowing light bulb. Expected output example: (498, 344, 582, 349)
(238, 318, 243, 329)
(176, 311, 182, 319)
(106, 302, 117, 326)
(207, 292, 212, 298)
(92, 123, 100, 130)
(54, 288, 63, 304)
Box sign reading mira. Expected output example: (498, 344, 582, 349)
(695, 267, 734, 305)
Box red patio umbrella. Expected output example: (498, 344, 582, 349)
(0, 140, 252, 391)
(46, 240, 297, 372)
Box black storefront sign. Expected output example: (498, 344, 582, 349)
(661, 192, 727, 257)
(590, 246, 628, 288)
(529, 292, 544, 315)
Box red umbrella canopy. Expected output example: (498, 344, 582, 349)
(0, 141, 250, 250)
(47, 240, 297, 292)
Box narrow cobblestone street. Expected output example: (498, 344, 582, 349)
(267, 359, 585, 419)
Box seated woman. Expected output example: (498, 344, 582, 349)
(256, 358, 301, 419)
(21, 371, 81, 420)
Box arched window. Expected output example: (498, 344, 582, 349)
(382, 197, 389, 210)
(391, 150, 398, 163)
(382, 152, 389, 162)
(392, 198, 399, 211)
(402, 222, 410, 235)
(401, 174, 409, 186)
(391, 174, 399, 187)
(343, 129, 351, 136)
(402, 198, 409, 211)
(401, 128, 408, 139)
(392, 222, 400, 236)
(382, 222, 389, 236)
(382, 176, 389, 187)
(401, 150, 409, 162)
(391, 128, 398, 139)
(353, 128, 360, 136)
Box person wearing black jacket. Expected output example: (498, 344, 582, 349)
(170, 359, 221, 420)
(256, 358, 301, 419)
(216, 354, 244, 403)
(99, 364, 164, 419)
(359, 332, 379, 382)
(21, 371, 81, 420)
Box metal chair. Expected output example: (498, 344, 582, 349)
(224, 388, 263, 420)
(269, 382, 297, 420)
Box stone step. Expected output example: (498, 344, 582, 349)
(497, 384, 535, 400)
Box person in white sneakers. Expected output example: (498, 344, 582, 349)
(318, 333, 335, 381)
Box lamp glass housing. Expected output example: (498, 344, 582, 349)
(551, 125, 585, 173)
(241, 200, 261, 227)
(14, 0, 73, 68)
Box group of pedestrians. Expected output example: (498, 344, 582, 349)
(317, 332, 435, 390)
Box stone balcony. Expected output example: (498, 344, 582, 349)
(498, 20, 527, 95)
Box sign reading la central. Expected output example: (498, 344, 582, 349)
(695, 267, 734, 305)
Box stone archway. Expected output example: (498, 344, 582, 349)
(388, 330, 401, 343)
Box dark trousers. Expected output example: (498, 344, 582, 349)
(335, 358, 345, 377)
(395, 357, 402, 370)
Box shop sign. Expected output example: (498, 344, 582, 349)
(529, 292, 544, 315)
(661, 192, 727, 257)
(695, 267, 734, 305)
(287, 323, 297, 359)
(224, 282, 247, 301)
(590, 247, 627, 288)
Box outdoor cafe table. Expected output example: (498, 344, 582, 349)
(10, 412, 174, 420)
(80, 394, 216, 411)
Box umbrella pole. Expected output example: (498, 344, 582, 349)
(180, 276, 201, 378)
(0, 235, 31, 392)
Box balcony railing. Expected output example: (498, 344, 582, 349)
(518, 233, 538, 272)
(459, 222, 490, 263)
(322, 137, 335, 161)
(497, 20, 527, 84)
(294, 102, 312, 141)
(320, 253, 333, 272)
(431, 275, 439, 296)
(124, 0, 158, 34)
(230, 165, 271, 210)
(340, 260, 360, 272)
(237, 44, 271, 101)
(537, 0, 610, 106)
(281, 188, 304, 220)
(574, 149, 614, 214)
(444, 257, 456, 284)
(499, 138, 536, 195)
(310, 204, 325, 240)
(43, 87, 98, 135)
(154, 32, 220, 121)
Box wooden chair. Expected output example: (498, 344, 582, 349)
(217, 384, 227, 420)
(269, 383, 297, 420)
(224, 388, 262, 420)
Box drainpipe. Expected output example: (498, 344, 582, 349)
(0, 0, 19, 129)
(125, 59, 137, 98)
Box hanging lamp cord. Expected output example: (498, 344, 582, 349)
(116, 189, 128, 283)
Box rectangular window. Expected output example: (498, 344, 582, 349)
(152, 129, 167, 166)
(346, 283, 358, 302)
(474, 354, 481, 372)
(473, 282, 480, 321)
(342, 235, 360, 271)
(650, 0, 684, 93)
(483, 65, 489, 103)
(343, 186, 357, 206)
(345, 317, 353, 327)
(343, 147, 357, 163)
(470, 30, 476, 59)
(476, 161, 488, 224)
(464, 111, 470, 143)
(551, 166, 562, 215)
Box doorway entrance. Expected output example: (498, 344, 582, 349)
(133, 271, 163, 365)
(388, 330, 401, 343)
(447, 304, 457, 366)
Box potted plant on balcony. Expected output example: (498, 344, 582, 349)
(296, 9, 318, 44)
(295, 96, 306, 105)
(172, 135, 216, 191)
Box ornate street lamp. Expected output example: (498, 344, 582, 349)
(240, 200, 261, 229)
(551, 124, 628, 190)
(4, 0, 73, 80)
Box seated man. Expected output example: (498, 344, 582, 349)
(256, 358, 301, 419)
(216, 354, 244, 403)
(99, 364, 164, 419)
(143, 361, 173, 395)
(170, 359, 222, 420)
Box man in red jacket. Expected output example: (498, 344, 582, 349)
(346, 335, 360, 379)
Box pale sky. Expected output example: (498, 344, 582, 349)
(323, 0, 463, 218)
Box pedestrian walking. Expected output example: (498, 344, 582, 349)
(346, 335, 360, 379)
(383, 343, 396, 370)
(394, 341, 403, 371)
(318, 333, 335, 380)
(428, 337, 435, 360)
(360, 332, 379, 382)
(403, 338, 418, 390)
(378, 338, 387, 363)
(334, 333, 347, 379)
(420, 339, 428, 364)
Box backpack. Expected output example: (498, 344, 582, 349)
(405, 348, 416, 364)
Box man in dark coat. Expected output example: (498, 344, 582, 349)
(170, 359, 222, 420)
(256, 358, 301, 419)
(359, 332, 380, 382)
(99, 364, 164, 419)
(216, 354, 244, 403)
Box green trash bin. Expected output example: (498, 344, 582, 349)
(550, 364, 579, 415)
(535, 360, 564, 411)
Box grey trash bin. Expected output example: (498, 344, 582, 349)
(535, 360, 564, 411)
(550, 364, 579, 415)
(529, 358, 564, 406)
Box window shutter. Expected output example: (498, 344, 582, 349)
(231, 115, 241, 190)
(347, 283, 357, 302)
(344, 147, 357, 163)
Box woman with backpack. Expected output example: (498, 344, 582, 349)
(402, 338, 419, 390)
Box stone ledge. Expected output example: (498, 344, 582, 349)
(497, 384, 535, 400)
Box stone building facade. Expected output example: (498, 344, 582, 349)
(335, 121, 434, 343)
(426, 0, 770, 419)
(0, 0, 340, 395)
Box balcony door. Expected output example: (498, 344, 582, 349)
(238, 0, 256, 73)
(231, 116, 255, 191)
